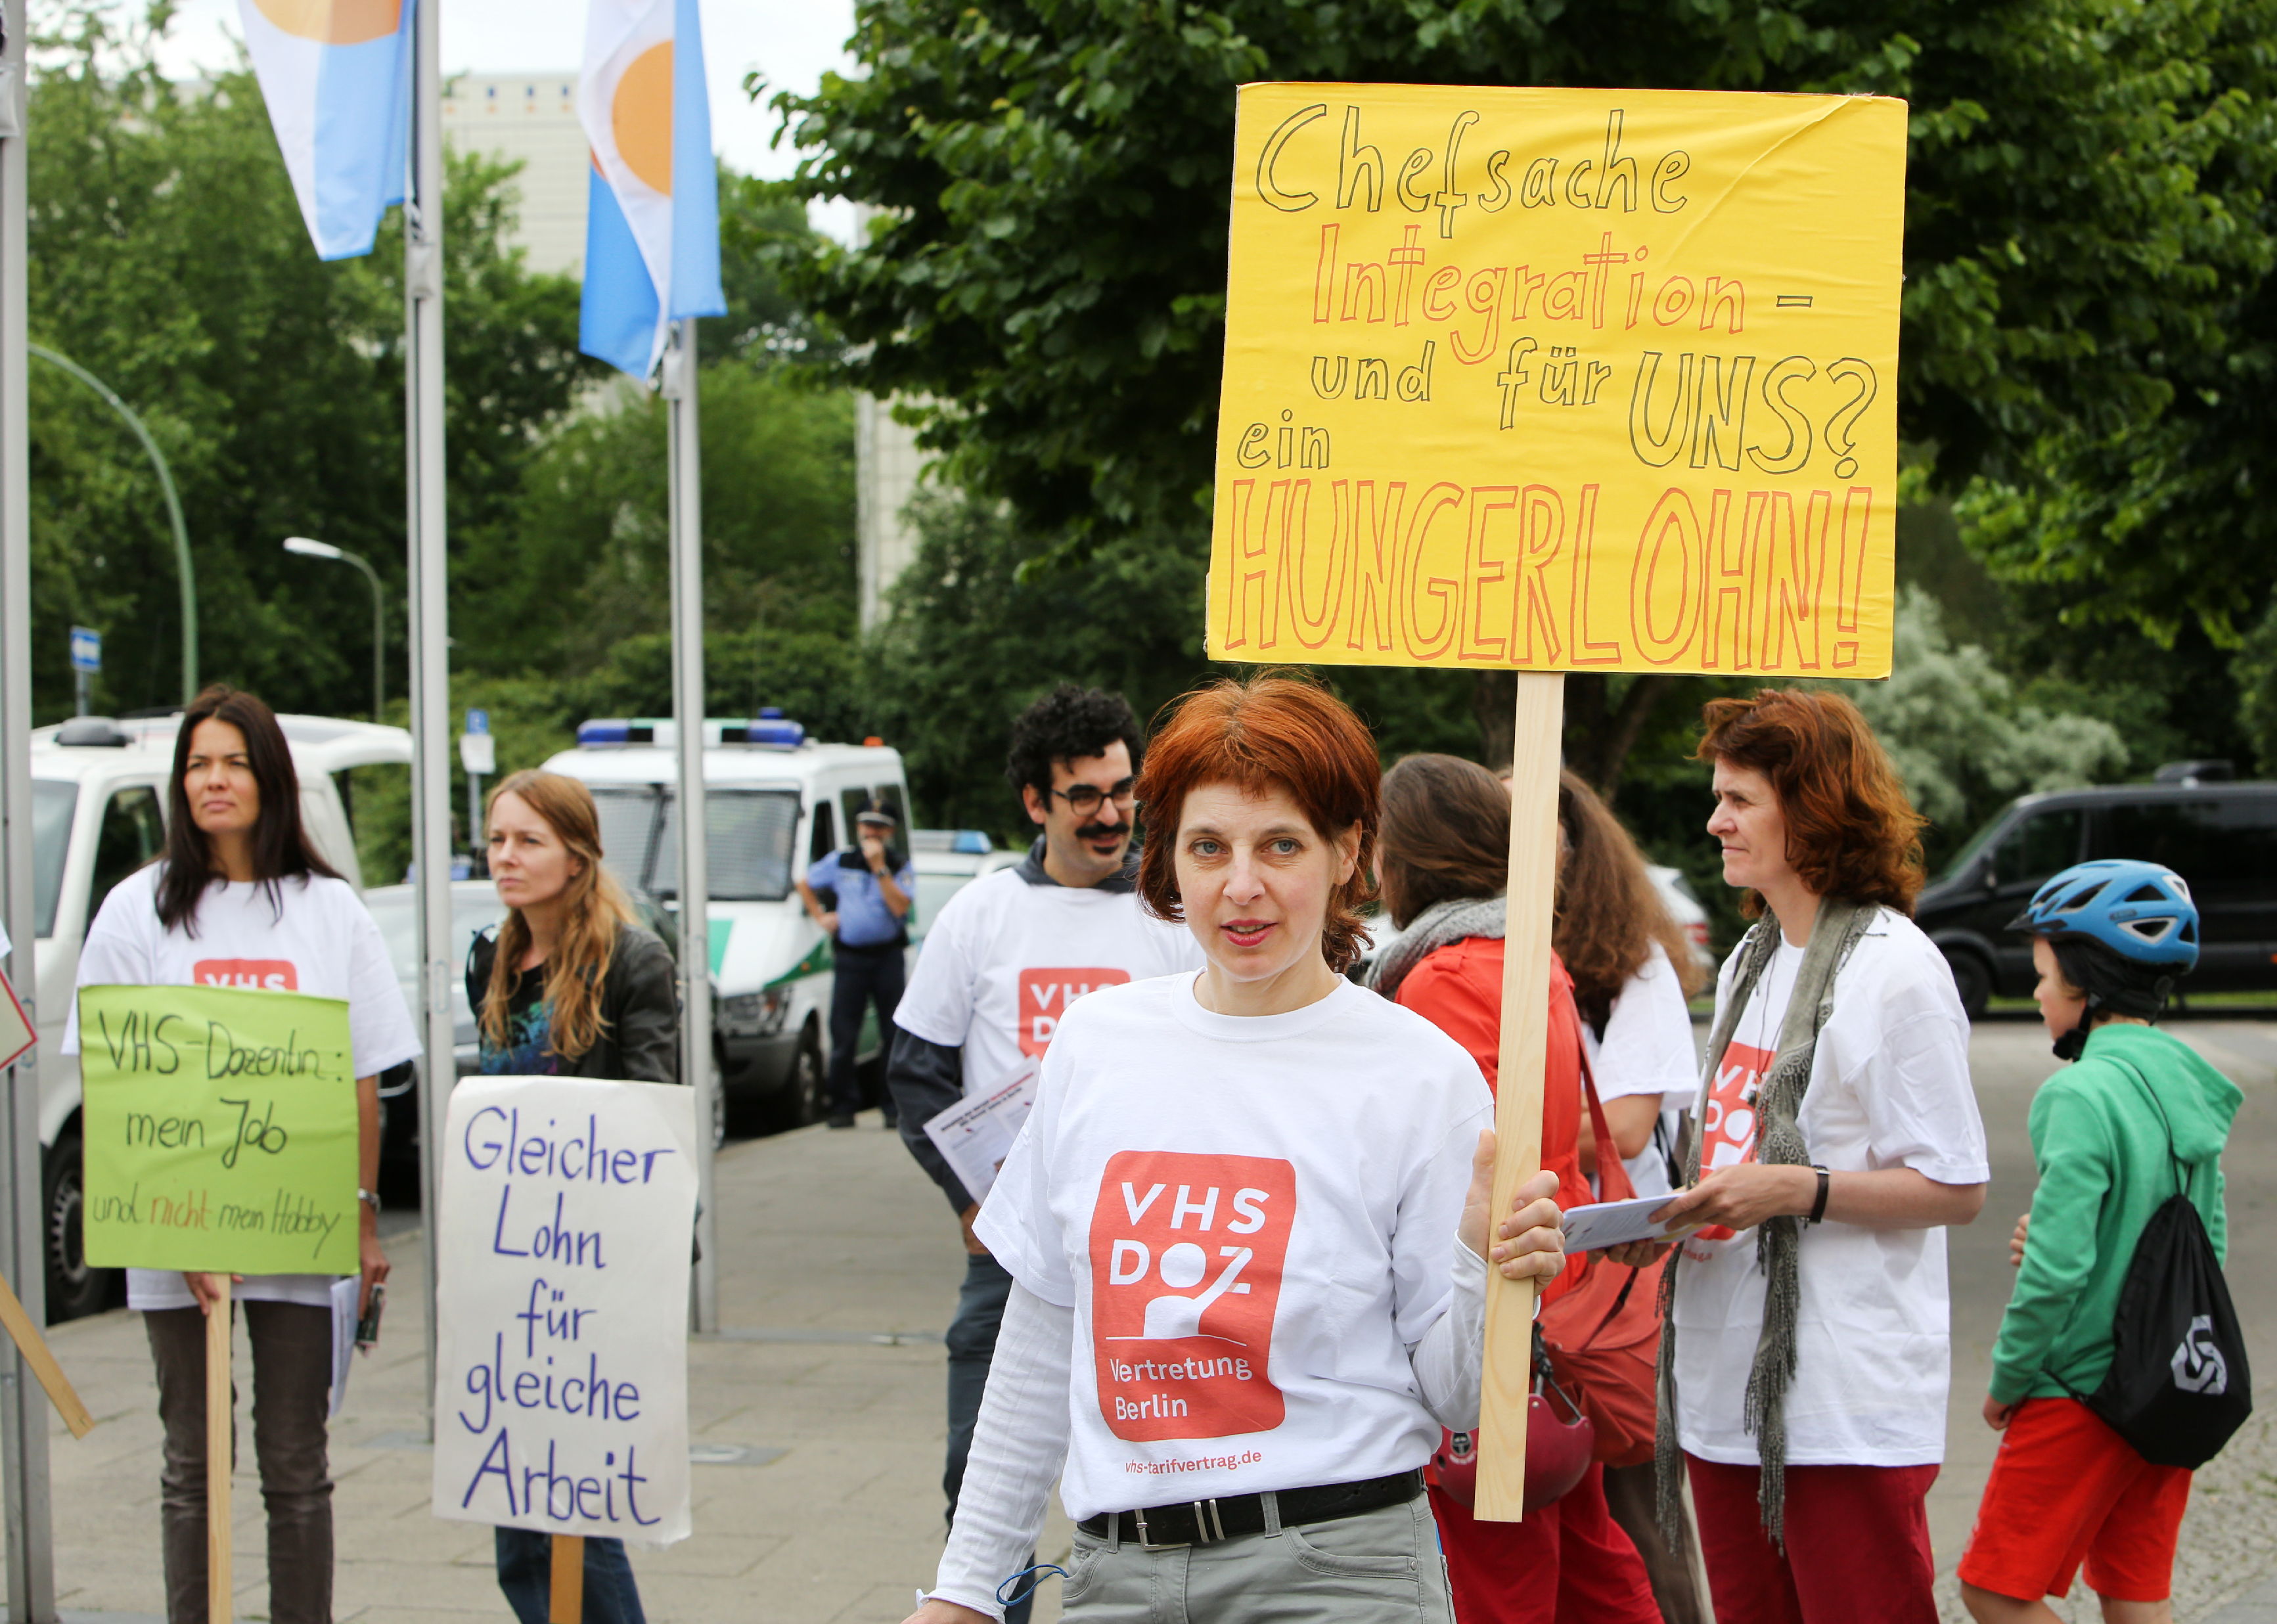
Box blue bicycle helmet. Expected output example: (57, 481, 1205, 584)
(2008, 859, 2200, 970)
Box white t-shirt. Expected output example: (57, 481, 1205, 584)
(974, 972, 1493, 1522)
(1671, 907, 1988, 1466)
(1580, 943, 1700, 1199)
(894, 866, 1203, 1097)
(64, 865, 421, 1312)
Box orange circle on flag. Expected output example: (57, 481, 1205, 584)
(249, 0, 401, 45)
(613, 43, 674, 196)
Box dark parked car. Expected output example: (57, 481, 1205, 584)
(1918, 770, 2277, 1017)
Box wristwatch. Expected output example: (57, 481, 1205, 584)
(1807, 1166, 1830, 1225)
(357, 1188, 382, 1218)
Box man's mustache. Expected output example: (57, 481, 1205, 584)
(1075, 822, 1131, 844)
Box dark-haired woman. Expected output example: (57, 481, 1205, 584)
(66, 686, 418, 1624)
(903, 676, 1568, 1624)
(1551, 769, 1709, 1624)
(1621, 690, 1990, 1624)
(467, 769, 677, 1624)
(1370, 753, 1660, 1624)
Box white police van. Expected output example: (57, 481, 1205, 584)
(544, 713, 911, 1128)
(26, 712, 409, 1319)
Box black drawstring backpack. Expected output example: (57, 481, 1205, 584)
(2069, 1060, 2251, 1468)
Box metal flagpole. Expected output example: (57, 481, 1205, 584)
(404, 0, 454, 1439)
(0, 0, 57, 1613)
(664, 320, 719, 1333)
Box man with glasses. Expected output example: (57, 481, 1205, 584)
(888, 685, 1202, 1619)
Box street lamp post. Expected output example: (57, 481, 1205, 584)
(283, 536, 385, 721)
(30, 343, 198, 704)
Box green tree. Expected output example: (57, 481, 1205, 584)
(1833, 587, 2129, 859)
(25, 16, 594, 722)
(773, 0, 2276, 787)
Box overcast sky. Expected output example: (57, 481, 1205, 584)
(147, 0, 863, 232)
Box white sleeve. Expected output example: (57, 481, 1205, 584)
(895, 885, 983, 1049)
(60, 878, 158, 1055)
(1592, 946, 1700, 1103)
(928, 1282, 1073, 1621)
(1407, 1240, 1488, 1430)
(1849, 1006, 1990, 1186)
(340, 890, 422, 1077)
(971, 1034, 1077, 1305)
(1389, 1106, 1491, 1345)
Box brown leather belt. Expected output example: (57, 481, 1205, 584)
(1075, 1468, 1424, 1550)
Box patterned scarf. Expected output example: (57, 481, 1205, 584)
(1654, 895, 1876, 1547)
(1363, 894, 1506, 1000)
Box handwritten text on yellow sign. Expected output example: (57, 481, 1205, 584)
(1206, 86, 1906, 677)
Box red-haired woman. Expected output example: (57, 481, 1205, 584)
(903, 675, 1568, 1624)
(1620, 690, 1990, 1624)
(1370, 753, 1660, 1624)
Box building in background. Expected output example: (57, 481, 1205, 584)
(856, 395, 928, 631)
(440, 73, 587, 277)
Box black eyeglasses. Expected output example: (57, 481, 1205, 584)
(1051, 777, 1137, 816)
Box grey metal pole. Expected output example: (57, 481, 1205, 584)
(27, 344, 197, 703)
(405, 0, 453, 1441)
(664, 321, 719, 1333)
(0, 0, 58, 1611)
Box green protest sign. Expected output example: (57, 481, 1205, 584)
(79, 984, 359, 1275)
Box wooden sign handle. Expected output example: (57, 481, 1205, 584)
(1474, 671, 1564, 1522)
(0, 1269, 94, 1437)
(206, 1275, 233, 1622)
(550, 1533, 585, 1623)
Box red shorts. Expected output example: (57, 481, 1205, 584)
(1958, 1397, 2192, 1604)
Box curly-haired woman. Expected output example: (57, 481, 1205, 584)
(1617, 688, 1990, 1624)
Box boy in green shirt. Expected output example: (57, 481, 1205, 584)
(1960, 860, 2240, 1624)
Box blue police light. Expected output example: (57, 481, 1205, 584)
(952, 830, 992, 855)
(718, 715, 805, 748)
(576, 719, 655, 747)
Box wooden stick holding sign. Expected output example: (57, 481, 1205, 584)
(208, 1275, 233, 1623)
(1476, 674, 1566, 1518)
(550, 1535, 585, 1623)
(0, 1268, 95, 1438)
(1207, 85, 1905, 1518)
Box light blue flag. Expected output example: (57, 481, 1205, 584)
(577, 0, 727, 378)
(237, 0, 414, 261)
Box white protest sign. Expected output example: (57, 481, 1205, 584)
(921, 1060, 1037, 1204)
(432, 1075, 698, 1546)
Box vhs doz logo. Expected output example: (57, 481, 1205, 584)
(1087, 1150, 1296, 1441)
(1016, 968, 1129, 1057)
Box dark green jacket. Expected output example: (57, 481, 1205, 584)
(1989, 1022, 2239, 1403)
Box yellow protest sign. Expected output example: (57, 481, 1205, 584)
(1207, 85, 1905, 677)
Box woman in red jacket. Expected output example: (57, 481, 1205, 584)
(1370, 753, 1660, 1624)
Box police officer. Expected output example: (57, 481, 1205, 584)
(798, 800, 915, 1128)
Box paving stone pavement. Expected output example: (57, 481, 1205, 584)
(6, 1110, 1070, 1624)
(6, 1016, 2274, 1623)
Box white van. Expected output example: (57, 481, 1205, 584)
(24, 711, 411, 1319)
(543, 713, 911, 1129)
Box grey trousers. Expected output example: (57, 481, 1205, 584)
(1062, 1493, 1455, 1623)
(145, 1302, 334, 1624)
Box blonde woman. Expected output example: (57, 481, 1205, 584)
(466, 769, 679, 1623)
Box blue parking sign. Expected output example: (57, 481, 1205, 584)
(68, 626, 101, 673)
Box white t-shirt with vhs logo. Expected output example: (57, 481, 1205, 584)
(975, 972, 1491, 1520)
(893, 866, 1202, 1095)
(1671, 907, 1989, 1467)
